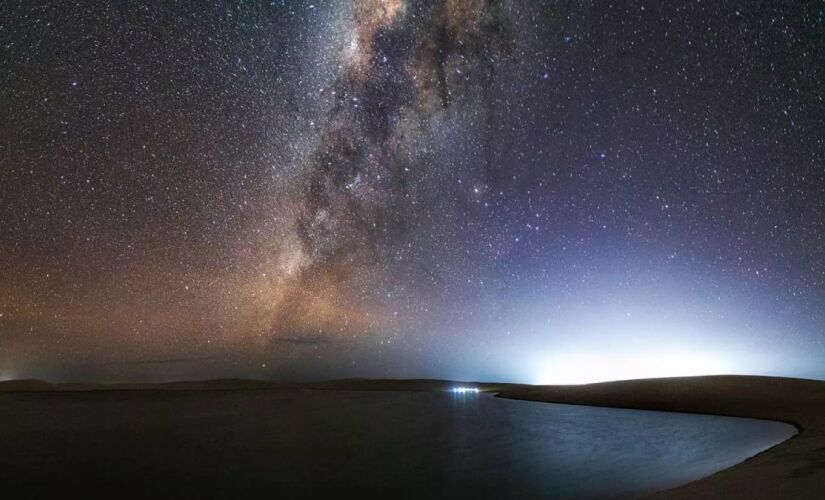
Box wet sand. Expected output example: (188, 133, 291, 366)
(497, 375, 825, 499)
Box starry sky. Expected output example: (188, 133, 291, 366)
(1, 0, 823, 383)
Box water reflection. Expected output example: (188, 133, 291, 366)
(0, 390, 795, 498)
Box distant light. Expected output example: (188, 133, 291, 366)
(451, 386, 480, 394)
(535, 350, 731, 385)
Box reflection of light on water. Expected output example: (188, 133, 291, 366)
(450, 387, 480, 394)
(535, 350, 731, 385)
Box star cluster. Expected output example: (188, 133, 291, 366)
(0, 1, 823, 382)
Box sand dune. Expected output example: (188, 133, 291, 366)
(310, 378, 523, 392)
(0, 378, 295, 392)
(0, 379, 59, 391)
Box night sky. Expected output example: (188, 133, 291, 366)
(1, 1, 823, 383)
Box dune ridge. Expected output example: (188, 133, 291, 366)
(0, 378, 296, 392)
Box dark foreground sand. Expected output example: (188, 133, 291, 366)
(497, 375, 825, 499)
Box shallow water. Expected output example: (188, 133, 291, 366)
(0, 390, 795, 498)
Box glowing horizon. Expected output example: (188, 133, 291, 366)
(533, 350, 732, 385)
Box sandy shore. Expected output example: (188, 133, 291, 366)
(497, 375, 825, 499)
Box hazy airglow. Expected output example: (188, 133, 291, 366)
(535, 349, 731, 385)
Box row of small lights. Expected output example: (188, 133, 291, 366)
(450, 387, 480, 394)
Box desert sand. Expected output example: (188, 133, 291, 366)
(0, 378, 295, 391)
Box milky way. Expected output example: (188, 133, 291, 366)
(270, 0, 511, 339)
(1, 1, 823, 382)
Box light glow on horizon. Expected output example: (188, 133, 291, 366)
(535, 350, 732, 385)
(451, 386, 480, 394)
